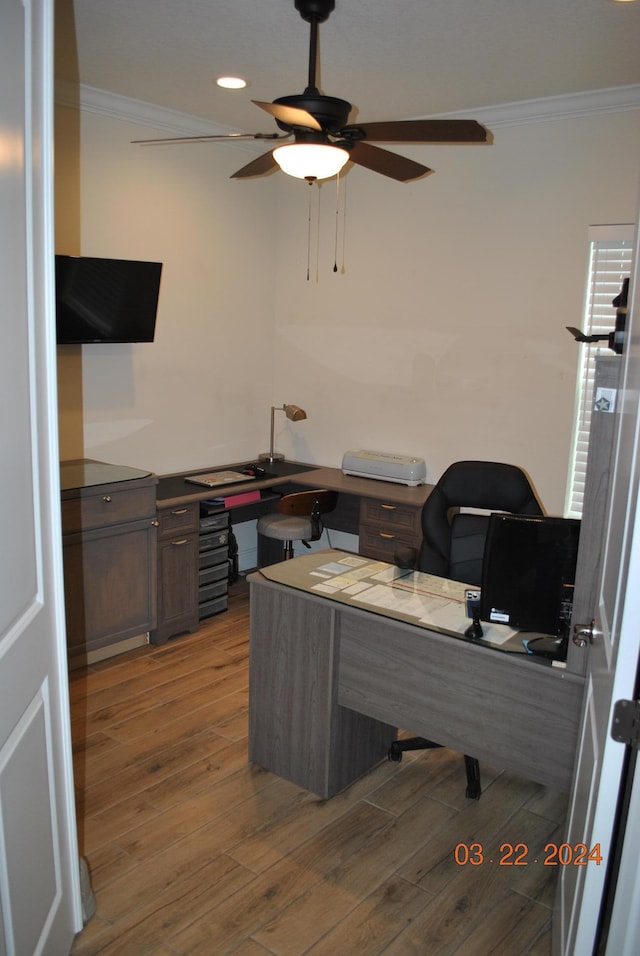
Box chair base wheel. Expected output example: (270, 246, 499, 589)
(464, 755, 481, 800)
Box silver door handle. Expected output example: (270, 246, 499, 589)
(573, 620, 601, 647)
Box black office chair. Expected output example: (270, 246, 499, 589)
(388, 460, 544, 799)
(257, 489, 338, 559)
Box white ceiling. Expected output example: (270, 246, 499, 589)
(55, 0, 640, 134)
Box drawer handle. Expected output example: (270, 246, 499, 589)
(380, 504, 396, 511)
(171, 508, 189, 515)
(151, 519, 160, 527)
(379, 531, 396, 539)
(170, 538, 189, 546)
(102, 495, 112, 503)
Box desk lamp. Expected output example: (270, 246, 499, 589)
(259, 404, 307, 462)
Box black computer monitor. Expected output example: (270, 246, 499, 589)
(480, 513, 581, 649)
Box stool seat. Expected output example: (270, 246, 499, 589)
(256, 514, 313, 541)
(256, 489, 338, 560)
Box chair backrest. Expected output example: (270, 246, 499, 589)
(276, 489, 338, 517)
(418, 461, 544, 585)
(277, 489, 338, 542)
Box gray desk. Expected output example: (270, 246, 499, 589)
(156, 460, 434, 565)
(248, 550, 585, 799)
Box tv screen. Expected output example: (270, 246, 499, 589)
(480, 514, 581, 637)
(55, 255, 162, 343)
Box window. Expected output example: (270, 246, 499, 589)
(565, 225, 634, 518)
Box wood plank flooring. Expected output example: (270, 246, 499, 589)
(70, 575, 567, 955)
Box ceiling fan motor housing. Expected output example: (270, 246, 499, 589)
(273, 93, 351, 132)
(295, 0, 335, 23)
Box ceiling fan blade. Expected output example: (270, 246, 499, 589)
(230, 150, 280, 179)
(253, 100, 322, 131)
(132, 132, 287, 146)
(347, 141, 432, 182)
(342, 119, 491, 144)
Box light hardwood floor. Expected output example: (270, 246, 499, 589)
(70, 575, 568, 956)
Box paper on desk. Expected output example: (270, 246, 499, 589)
(352, 583, 446, 619)
(311, 556, 380, 578)
(311, 557, 396, 588)
(308, 558, 518, 646)
(313, 579, 372, 596)
(391, 571, 464, 601)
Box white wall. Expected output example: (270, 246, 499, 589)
(55, 105, 279, 474)
(272, 109, 640, 513)
(55, 96, 640, 514)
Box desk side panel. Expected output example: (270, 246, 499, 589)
(249, 578, 395, 798)
(338, 610, 584, 792)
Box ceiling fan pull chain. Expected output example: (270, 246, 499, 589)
(341, 176, 348, 275)
(333, 173, 340, 273)
(333, 173, 348, 275)
(315, 182, 321, 283)
(306, 180, 313, 281)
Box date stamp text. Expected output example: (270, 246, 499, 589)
(454, 842, 603, 866)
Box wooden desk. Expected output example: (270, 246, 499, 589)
(248, 550, 585, 799)
(156, 460, 433, 563)
(293, 467, 433, 561)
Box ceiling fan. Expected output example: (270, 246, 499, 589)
(134, 0, 492, 183)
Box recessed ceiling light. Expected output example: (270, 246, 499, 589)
(216, 76, 247, 90)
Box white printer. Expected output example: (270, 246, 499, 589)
(342, 450, 426, 486)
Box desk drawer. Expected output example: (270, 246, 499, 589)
(199, 563, 228, 587)
(199, 529, 230, 551)
(360, 498, 421, 535)
(200, 511, 229, 532)
(157, 502, 199, 538)
(199, 545, 228, 570)
(359, 497, 421, 560)
(199, 594, 228, 620)
(62, 484, 156, 533)
(359, 526, 419, 562)
(199, 579, 227, 603)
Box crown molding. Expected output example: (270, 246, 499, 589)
(456, 85, 640, 128)
(56, 79, 640, 136)
(54, 80, 235, 138)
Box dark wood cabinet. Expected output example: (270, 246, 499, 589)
(151, 502, 200, 645)
(61, 465, 158, 667)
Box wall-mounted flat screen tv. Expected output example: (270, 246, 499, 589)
(55, 255, 163, 344)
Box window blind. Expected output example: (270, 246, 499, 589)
(566, 226, 634, 517)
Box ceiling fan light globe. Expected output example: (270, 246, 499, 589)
(273, 143, 349, 180)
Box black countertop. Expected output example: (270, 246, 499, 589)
(156, 460, 319, 505)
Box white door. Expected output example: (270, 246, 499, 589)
(0, 1, 82, 953)
(556, 228, 640, 954)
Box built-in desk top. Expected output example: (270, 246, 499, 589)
(256, 548, 539, 657)
(293, 467, 433, 505)
(60, 459, 153, 491)
(155, 459, 321, 506)
(155, 459, 433, 510)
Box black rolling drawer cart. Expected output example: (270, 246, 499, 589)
(198, 506, 230, 619)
